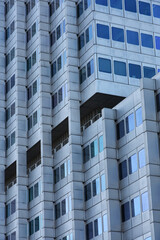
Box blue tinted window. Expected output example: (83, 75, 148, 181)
(119, 160, 127, 180)
(153, 4, 160, 18)
(110, 0, 122, 9)
(141, 33, 153, 48)
(139, 149, 145, 168)
(87, 59, 94, 77)
(117, 120, 125, 140)
(121, 202, 130, 222)
(125, 0, 136, 12)
(155, 36, 160, 50)
(98, 58, 111, 73)
(78, 33, 85, 50)
(129, 63, 141, 78)
(114, 61, 126, 76)
(143, 66, 155, 78)
(77, 1, 83, 18)
(97, 24, 109, 39)
(96, 0, 107, 6)
(136, 107, 142, 126)
(129, 154, 137, 174)
(127, 30, 139, 45)
(131, 196, 141, 217)
(142, 192, 149, 212)
(139, 1, 151, 16)
(112, 27, 124, 42)
(126, 113, 135, 133)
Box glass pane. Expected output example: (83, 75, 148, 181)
(155, 36, 160, 50)
(55, 202, 61, 219)
(126, 113, 135, 133)
(77, 1, 83, 18)
(139, 149, 145, 168)
(29, 220, 34, 235)
(32, 51, 36, 66)
(87, 59, 94, 77)
(61, 199, 66, 215)
(33, 111, 37, 126)
(129, 63, 141, 78)
(86, 25, 92, 43)
(78, 33, 85, 50)
(110, 0, 122, 9)
(6, 203, 10, 218)
(32, 22, 36, 37)
(129, 153, 137, 174)
(11, 199, 16, 214)
(156, 93, 160, 112)
(125, 0, 136, 12)
(127, 30, 139, 45)
(96, 0, 107, 6)
(86, 222, 93, 240)
(92, 177, 100, 196)
(11, 232, 16, 240)
(119, 160, 127, 180)
(84, 0, 91, 10)
(114, 60, 126, 76)
(68, 160, 70, 174)
(57, 56, 62, 71)
(112, 27, 124, 42)
(136, 107, 142, 126)
(11, 131, 15, 145)
(11, 103, 15, 117)
(99, 135, 103, 152)
(97, 24, 109, 39)
(153, 4, 160, 18)
(90, 139, 98, 158)
(101, 174, 106, 191)
(121, 202, 130, 222)
(61, 163, 65, 179)
(139, 1, 151, 16)
(52, 93, 57, 108)
(141, 33, 153, 48)
(131, 196, 141, 217)
(84, 183, 91, 201)
(94, 218, 102, 236)
(117, 120, 125, 140)
(35, 216, 40, 232)
(11, 74, 15, 88)
(33, 81, 37, 95)
(29, 186, 34, 202)
(143, 66, 155, 78)
(142, 192, 149, 212)
(54, 167, 59, 184)
(83, 145, 90, 163)
(98, 58, 111, 73)
(103, 214, 108, 232)
(34, 182, 39, 198)
(80, 66, 86, 84)
(58, 88, 63, 103)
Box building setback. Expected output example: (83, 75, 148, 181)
(0, 0, 160, 239)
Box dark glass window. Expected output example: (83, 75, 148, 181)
(11, 74, 15, 88)
(58, 88, 63, 103)
(29, 186, 33, 202)
(125, 0, 136, 12)
(61, 199, 66, 215)
(78, 33, 85, 50)
(126, 113, 135, 133)
(50, 31, 56, 46)
(27, 57, 31, 71)
(54, 167, 59, 184)
(50, 1, 55, 16)
(56, 0, 60, 9)
(55, 202, 61, 219)
(129, 63, 141, 78)
(83, 145, 90, 163)
(97, 24, 109, 39)
(32, 51, 36, 66)
(141, 33, 153, 48)
(86, 25, 92, 43)
(121, 202, 130, 222)
(11, 102, 15, 117)
(114, 61, 126, 76)
(29, 220, 34, 235)
(84, 0, 91, 10)
(33, 111, 37, 126)
(153, 4, 160, 19)
(6, 80, 10, 94)
(92, 178, 100, 196)
(84, 183, 91, 201)
(56, 24, 61, 40)
(57, 56, 62, 71)
(6, 203, 10, 218)
(32, 22, 36, 37)
(143, 66, 155, 78)
(127, 30, 139, 45)
(155, 36, 160, 50)
(86, 222, 93, 240)
(142, 192, 149, 212)
(94, 218, 102, 236)
(52, 92, 57, 108)
(98, 58, 111, 73)
(136, 107, 142, 126)
(34, 183, 39, 198)
(110, 0, 122, 9)
(51, 61, 56, 77)
(131, 196, 141, 217)
(61, 162, 67, 179)
(33, 80, 37, 95)
(35, 216, 40, 232)
(11, 199, 16, 214)
(139, 149, 145, 168)
(139, 1, 151, 16)
(87, 59, 94, 77)
(112, 27, 124, 42)
(128, 153, 137, 174)
(11, 131, 15, 145)
(116, 120, 125, 140)
(119, 160, 127, 180)
(90, 139, 98, 158)
(156, 93, 160, 112)
(96, 0, 107, 6)
(28, 116, 32, 130)
(80, 66, 86, 84)
(11, 231, 16, 240)
(77, 1, 83, 18)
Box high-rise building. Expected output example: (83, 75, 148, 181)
(0, 0, 160, 239)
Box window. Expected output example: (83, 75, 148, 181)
(141, 33, 153, 48)
(143, 66, 155, 78)
(86, 222, 93, 240)
(78, 33, 85, 50)
(54, 167, 59, 184)
(29, 220, 34, 235)
(153, 4, 160, 18)
(6, 199, 16, 218)
(128, 153, 137, 174)
(99, 135, 103, 152)
(33, 80, 37, 95)
(145, 238, 151, 240)
(86, 25, 92, 43)
(56, 24, 62, 40)
(121, 202, 130, 222)
(77, 1, 83, 18)
(55, 202, 61, 219)
(96, 0, 107, 6)
(112, 27, 124, 42)
(98, 58, 111, 73)
(28, 116, 32, 130)
(11, 199, 16, 214)
(61, 199, 66, 215)
(11, 131, 15, 145)
(58, 88, 63, 103)
(34, 183, 39, 198)
(84, 0, 91, 10)
(156, 93, 160, 112)
(35, 216, 40, 232)
(32, 51, 36, 66)
(50, 1, 55, 16)
(61, 162, 67, 179)
(92, 177, 100, 196)
(139, 1, 151, 16)
(142, 192, 149, 212)
(101, 174, 106, 191)
(110, 0, 122, 9)
(97, 24, 109, 39)
(90, 139, 98, 158)
(129, 63, 141, 78)
(83, 145, 90, 163)
(117, 120, 125, 140)
(51, 61, 56, 77)
(11, 232, 16, 240)
(127, 30, 139, 45)
(139, 149, 145, 168)
(136, 107, 142, 126)
(103, 214, 108, 232)
(6, 74, 15, 94)
(50, 31, 56, 46)
(27, 57, 31, 71)
(52, 93, 57, 108)
(114, 61, 126, 76)
(87, 59, 94, 77)
(11, 103, 15, 117)
(56, 0, 60, 9)
(131, 196, 141, 217)
(80, 66, 86, 84)
(125, 0, 136, 12)
(57, 55, 62, 71)
(119, 160, 127, 180)
(32, 22, 36, 37)
(126, 113, 135, 133)
(29, 182, 40, 202)
(94, 218, 102, 236)
(84, 183, 91, 201)
(33, 111, 37, 126)
(29, 186, 33, 201)
(155, 36, 160, 50)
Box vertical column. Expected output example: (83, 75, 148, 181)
(140, 78, 160, 239)
(66, 1, 85, 239)
(102, 108, 122, 240)
(38, 1, 54, 239)
(0, 1, 6, 239)
(15, 1, 28, 239)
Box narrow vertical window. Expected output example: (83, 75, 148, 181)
(131, 196, 141, 217)
(92, 177, 100, 196)
(128, 153, 137, 174)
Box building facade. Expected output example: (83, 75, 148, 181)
(0, 0, 160, 239)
